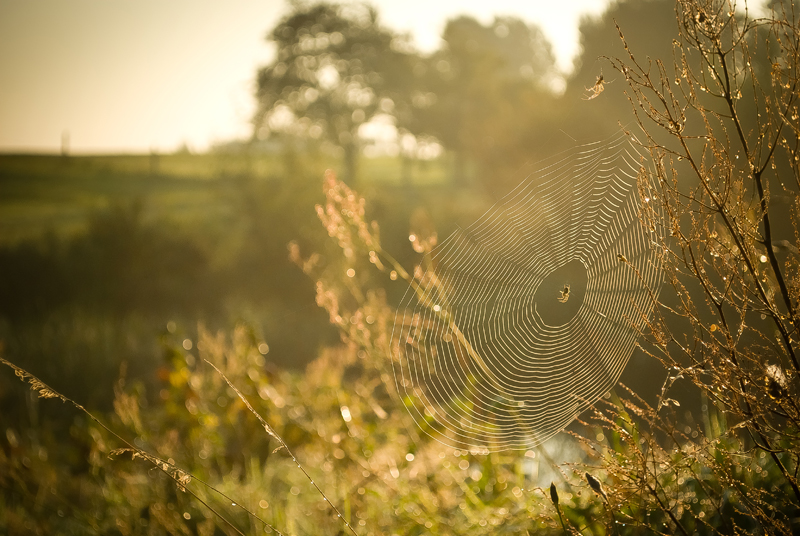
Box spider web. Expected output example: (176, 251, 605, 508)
(390, 131, 663, 451)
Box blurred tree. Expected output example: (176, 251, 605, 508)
(254, 2, 418, 183)
(416, 16, 560, 191)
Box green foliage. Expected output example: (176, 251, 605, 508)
(0, 325, 605, 535)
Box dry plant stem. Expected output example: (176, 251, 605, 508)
(644, 51, 800, 372)
(674, 112, 800, 372)
(715, 24, 797, 322)
(714, 24, 799, 321)
(644, 460, 691, 536)
(0, 356, 285, 536)
(612, 10, 800, 503)
(206, 360, 360, 536)
(618, 21, 799, 370)
(553, 505, 569, 536)
(643, 5, 800, 504)
(602, 502, 620, 536)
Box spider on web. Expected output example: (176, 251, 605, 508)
(557, 284, 570, 303)
(584, 73, 610, 100)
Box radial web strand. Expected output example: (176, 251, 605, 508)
(390, 131, 663, 451)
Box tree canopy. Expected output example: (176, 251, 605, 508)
(415, 16, 560, 190)
(254, 2, 417, 182)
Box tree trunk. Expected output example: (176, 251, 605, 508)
(343, 142, 359, 185)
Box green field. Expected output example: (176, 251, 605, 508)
(0, 151, 455, 245)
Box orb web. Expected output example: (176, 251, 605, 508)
(390, 132, 662, 451)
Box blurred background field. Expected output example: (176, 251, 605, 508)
(0, 152, 455, 246)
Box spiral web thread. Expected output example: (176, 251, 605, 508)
(390, 131, 663, 451)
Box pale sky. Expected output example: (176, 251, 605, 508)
(0, 0, 610, 154)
